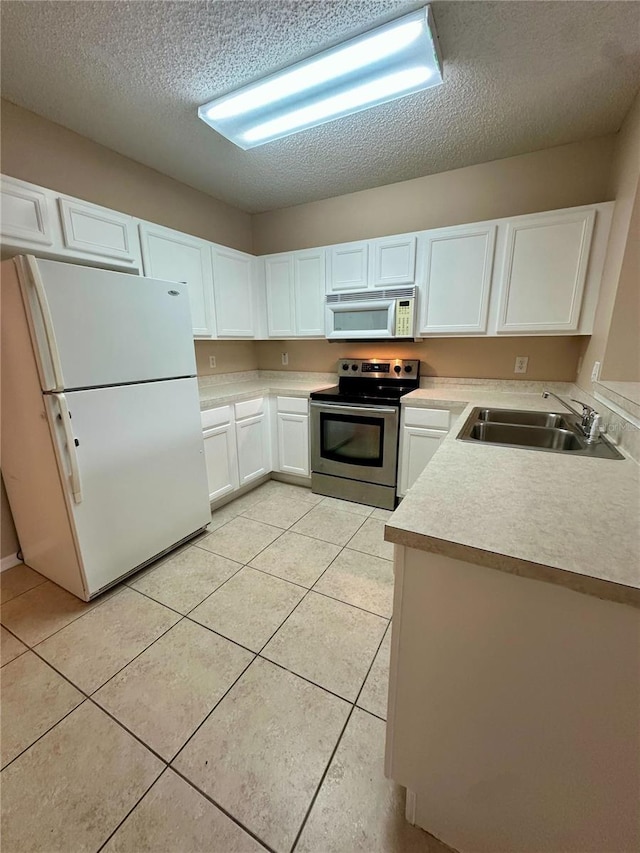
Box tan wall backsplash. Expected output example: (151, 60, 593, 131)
(255, 337, 584, 382)
(195, 340, 258, 376)
(1, 99, 253, 252)
(252, 136, 614, 254)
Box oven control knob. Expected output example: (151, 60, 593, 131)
(341, 363, 349, 370)
(351, 364, 358, 371)
(404, 365, 413, 373)
(394, 365, 401, 374)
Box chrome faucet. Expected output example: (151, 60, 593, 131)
(542, 391, 602, 443)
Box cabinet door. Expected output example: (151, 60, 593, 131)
(265, 255, 295, 337)
(276, 413, 309, 476)
(211, 246, 254, 337)
(0, 176, 54, 247)
(203, 423, 239, 502)
(294, 250, 325, 336)
(372, 235, 416, 287)
(327, 242, 369, 292)
(58, 198, 139, 266)
(139, 224, 215, 337)
(399, 427, 446, 496)
(421, 226, 496, 334)
(236, 413, 270, 486)
(496, 209, 596, 333)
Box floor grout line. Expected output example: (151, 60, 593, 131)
(2, 484, 395, 853)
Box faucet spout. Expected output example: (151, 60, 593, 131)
(542, 390, 602, 443)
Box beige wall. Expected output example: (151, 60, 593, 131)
(195, 340, 258, 376)
(601, 186, 640, 381)
(252, 136, 614, 254)
(255, 337, 583, 382)
(578, 91, 640, 388)
(0, 100, 252, 252)
(1, 476, 19, 561)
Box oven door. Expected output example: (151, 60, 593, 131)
(310, 402, 399, 487)
(325, 299, 396, 340)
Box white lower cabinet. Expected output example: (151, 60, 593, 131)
(398, 407, 450, 496)
(203, 424, 239, 501)
(275, 397, 310, 476)
(236, 413, 270, 485)
(202, 406, 239, 502)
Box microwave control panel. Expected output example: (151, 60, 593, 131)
(394, 299, 414, 337)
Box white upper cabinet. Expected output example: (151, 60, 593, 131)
(58, 197, 140, 266)
(371, 235, 416, 287)
(294, 250, 325, 336)
(264, 249, 325, 338)
(211, 245, 254, 337)
(495, 208, 596, 333)
(420, 225, 496, 334)
(1, 175, 54, 248)
(327, 241, 369, 292)
(265, 255, 296, 337)
(139, 222, 215, 338)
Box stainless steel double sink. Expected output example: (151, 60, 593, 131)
(457, 407, 624, 459)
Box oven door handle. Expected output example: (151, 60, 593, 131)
(310, 402, 397, 416)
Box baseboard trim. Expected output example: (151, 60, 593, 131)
(1, 554, 22, 572)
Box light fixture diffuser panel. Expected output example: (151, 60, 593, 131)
(198, 6, 443, 150)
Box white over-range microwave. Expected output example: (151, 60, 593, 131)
(325, 287, 416, 340)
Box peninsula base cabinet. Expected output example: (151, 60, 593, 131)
(275, 397, 310, 476)
(386, 546, 640, 853)
(398, 408, 451, 496)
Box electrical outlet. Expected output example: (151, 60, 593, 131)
(591, 361, 601, 382)
(281, 352, 289, 366)
(209, 356, 216, 369)
(514, 356, 528, 374)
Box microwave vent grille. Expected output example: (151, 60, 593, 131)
(326, 287, 415, 304)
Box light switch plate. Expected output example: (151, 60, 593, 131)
(591, 361, 601, 382)
(281, 352, 289, 366)
(514, 356, 529, 374)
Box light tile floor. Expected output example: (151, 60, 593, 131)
(0, 481, 454, 853)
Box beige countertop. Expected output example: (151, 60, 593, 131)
(199, 378, 334, 410)
(387, 390, 640, 607)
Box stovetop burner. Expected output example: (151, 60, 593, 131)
(310, 358, 420, 407)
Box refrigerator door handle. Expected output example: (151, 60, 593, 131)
(25, 255, 65, 391)
(53, 393, 83, 504)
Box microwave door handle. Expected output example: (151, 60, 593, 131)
(388, 300, 397, 337)
(53, 393, 83, 504)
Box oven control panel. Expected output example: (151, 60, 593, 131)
(338, 359, 420, 378)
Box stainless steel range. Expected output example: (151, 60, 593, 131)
(310, 358, 420, 510)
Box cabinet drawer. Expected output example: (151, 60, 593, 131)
(403, 407, 450, 429)
(201, 405, 232, 430)
(276, 396, 309, 414)
(235, 397, 265, 420)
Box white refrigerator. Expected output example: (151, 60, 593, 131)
(1, 255, 211, 600)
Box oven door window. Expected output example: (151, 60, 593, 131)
(320, 413, 384, 467)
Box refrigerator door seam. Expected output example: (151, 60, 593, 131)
(23, 254, 65, 390)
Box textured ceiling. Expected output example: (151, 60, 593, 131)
(1, 1, 639, 213)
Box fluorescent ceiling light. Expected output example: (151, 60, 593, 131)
(198, 5, 443, 150)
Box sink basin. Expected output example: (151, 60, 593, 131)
(469, 422, 584, 450)
(457, 407, 624, 459)
(475, 408, 572, 429)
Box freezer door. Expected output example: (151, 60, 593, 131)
(19, 255, 196, 390)
(47, 377, 210, 595)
